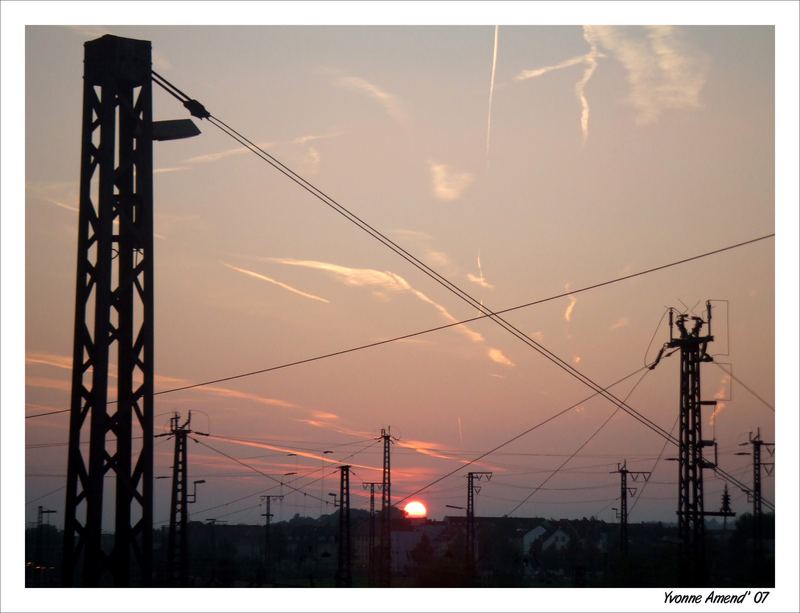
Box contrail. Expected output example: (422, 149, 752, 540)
(514, 55, 586, 81)
(485, 25, 500, 161)
(514, 27, 604, 144)
(224, 263, 330, 304)
(576, 30, 600, 144)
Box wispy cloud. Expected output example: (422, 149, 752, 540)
(336, 75, 405, 121)
(154, 166, 191, 175)
(709, 375, 730, 426)
(488, 348, 514, 367)
(297, 418, 375, 441)
(302, 146, 321, 174)
(387, 230, 454, 272)
(37, 197, 166, 239)
(466, 273, 493, 289)
(609, 317, 629, 331)
(201, 385, 299, 410)
(186, 141, 276, 164)
(564, 295, 578, 322)
(391, 228, 433, 242)
(583, 25, 709, 125)
(290, 131, 343, 146)
(269, 257, 484, 343)
(185, 130, 341, 173)
(207, 434, 379, 472)
(252, 256, 514, 369)
(429, 162, 474, 202)
(515, 26, 705, 140)
(224, 263, 330, 304)
(25, 376, 70, 393)
(291, 132, 342, 175)
(26, 352, 73, 370)
(394, 439, 503, 471)
(425, 249, 452, 268)
(42, 197, 79, 214)
(27, 351, 299, 412)
(152, 51, 172, 72)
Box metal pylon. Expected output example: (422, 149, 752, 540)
(62, 34, 155, 587)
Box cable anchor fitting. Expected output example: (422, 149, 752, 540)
(183, 99, 210, 120)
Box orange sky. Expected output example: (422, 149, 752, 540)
(21, 24, 779, 532)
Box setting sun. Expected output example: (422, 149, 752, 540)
(403, 501, 427, 518)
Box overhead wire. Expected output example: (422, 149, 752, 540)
(25, 485, 66, 506)
(712, 361, 775, 413)
(198, 107, 718, 446)
(627, 415, 679, 517)
(642, 308, 670, 367)
(176, 437, 381, 523)
(28, 72, 774, 519)
(505, 365, 652, 516)
(24, 232, 774, 420)
(151, 72, 774, 508)
(396, 365, 647, 506)
(190, 437, 330, 505)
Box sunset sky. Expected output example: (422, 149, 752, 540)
(21, 23, 780, 531)
(2, 2, 798, 610)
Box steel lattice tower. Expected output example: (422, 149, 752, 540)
(466, 471, 491, 582)
(260, 494, 283, 585)
(362, 481, 382, 586)
(62, 35, 155, 587)
(336, 465, 352, 587)
(739, 429, 773, 565)
(33, 506, 56, 587)
(167, 414, 188, 585)
(611, 461, 650, 556)
(379, 428, 393, 586)
(666, 303, 716, 583)
(720, 484, 733, 531)
(156, 412, 204, 586)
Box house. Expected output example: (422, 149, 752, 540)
(541, 527, 571, 552)
(520, 522, 571, 553)
(521, 524, 549, 555)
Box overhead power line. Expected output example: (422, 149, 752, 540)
(29, 71, 767, 515)
(25, 232, 773, 421)
(148, 235, 773, 396)
(190, 438, 330, 505)
(712, 361, 775, 413)
(628, 415, 679, 518)
(169, 438, 381, 524)
(197, 110, 739, 444)
(396, 366, 647, 506)
(505, 366, 652, 516)
(152, 72, 774, 511)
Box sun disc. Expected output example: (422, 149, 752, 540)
(404, 500, 427, 518)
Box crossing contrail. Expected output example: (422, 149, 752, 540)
(485, 25, 500, 161)
(576, 29, 600, 144)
